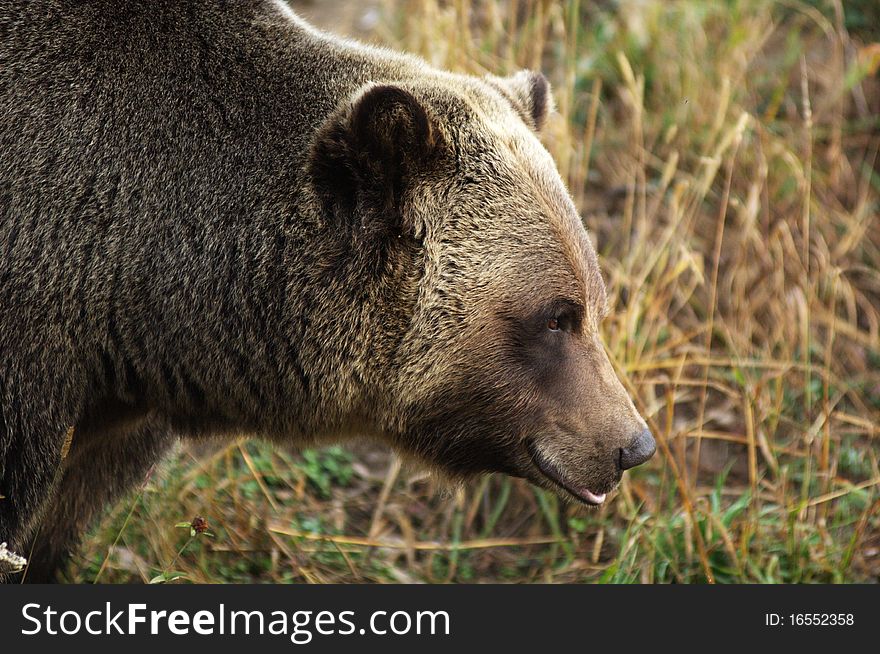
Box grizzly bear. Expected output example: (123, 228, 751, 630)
(0, 0, 655, 582)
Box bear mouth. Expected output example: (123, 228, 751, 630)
(526, 440, 608, 506)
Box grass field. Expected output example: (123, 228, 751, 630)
(69, 0, 880, 584)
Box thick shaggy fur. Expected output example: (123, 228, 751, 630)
(0, 0, 652, 582)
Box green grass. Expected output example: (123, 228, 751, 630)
(66, 0, 879, 584)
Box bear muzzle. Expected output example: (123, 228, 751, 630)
(618, 428, 657, 470)
(525, 439, 615, 506)
(525, 424, 656, 506)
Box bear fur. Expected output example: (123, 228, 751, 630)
(0, 0, 654, 582)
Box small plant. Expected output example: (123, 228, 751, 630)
(150, 517, 215, 584)
(295, 446, 355, 498)
(0, 542, 27, 574)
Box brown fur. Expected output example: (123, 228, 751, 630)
(0, 0, 653, 582)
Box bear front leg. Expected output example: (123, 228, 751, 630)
(0, 417, 68, 583)
(21, 417, 175, 583)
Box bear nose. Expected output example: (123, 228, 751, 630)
(618, 428, 656, 470)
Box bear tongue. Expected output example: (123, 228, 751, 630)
(578, 489, 607, 505)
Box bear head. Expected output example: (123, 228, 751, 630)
(308, 70, 655, 506)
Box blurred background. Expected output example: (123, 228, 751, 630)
(72, 0, 879, 583)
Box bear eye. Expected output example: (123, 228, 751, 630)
(542, 302, 583, 334)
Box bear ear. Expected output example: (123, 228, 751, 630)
(489, 70, 554, 132)
(309, 84, 444, 236)
(349, 84, 440, 170)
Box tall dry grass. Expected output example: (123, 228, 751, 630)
(71, 0, 879, 584)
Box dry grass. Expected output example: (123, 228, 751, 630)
(71, 0, 879, 584)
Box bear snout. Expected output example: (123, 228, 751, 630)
(618, 428, 656, 471)
(525, 438, 622, 507)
